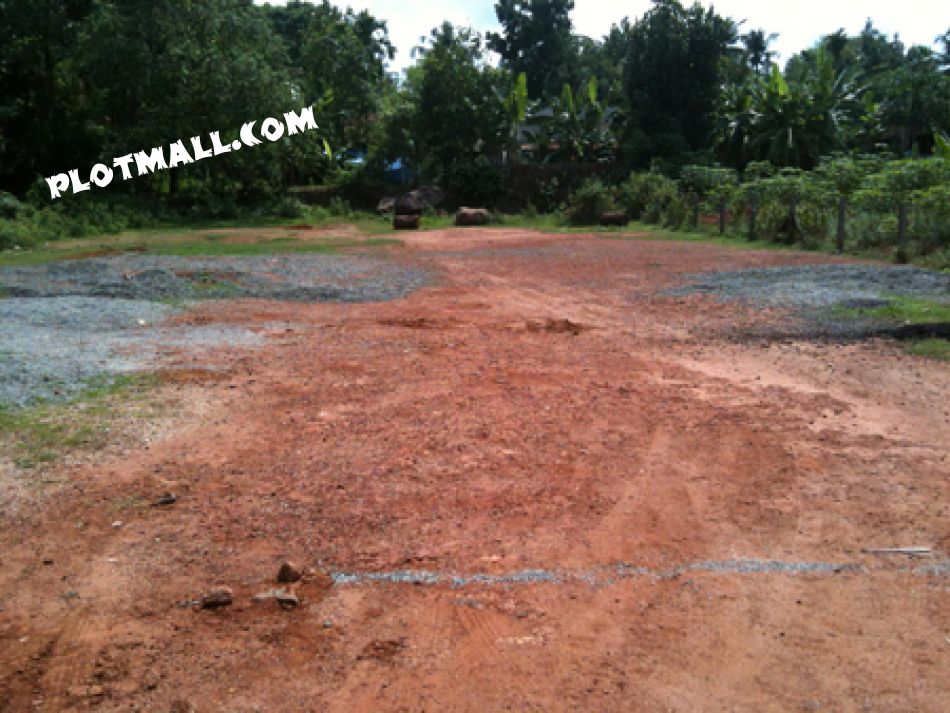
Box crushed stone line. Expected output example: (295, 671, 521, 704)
(329, 558, 948, 588)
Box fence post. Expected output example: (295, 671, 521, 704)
(836, 196, 847, 254)
(895, 202, 908, 264)
(748, 198, 757, 241)
(718, 198, 727, 235)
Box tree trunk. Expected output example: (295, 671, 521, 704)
(895, 202, 908, 264)
(718, 198, 727, 235)
(836, 196, 847, 254)
(748, 198, 758, 241)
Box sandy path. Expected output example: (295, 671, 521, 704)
(0, 230, 947, 712)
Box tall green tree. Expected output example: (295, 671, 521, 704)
(262, 1, 395, 150)
(620, 0, 737, 167)
(75, 0, 294, 196)
(741, 29, 778, 76)
(488, 0, 576, 100)
(390, 22, 508, 201)
(877, 45, 950, 154)
(573, 20, 630, 104)
(0, 0, 96, 194)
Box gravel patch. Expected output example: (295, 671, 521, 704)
(665, 264, 950, 339)
(0, 253, 429, 303)
(0, 297, 261, 408)
(0, 254, 431, 407)
(329, 557, 945, 589)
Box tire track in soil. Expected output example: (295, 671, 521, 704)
(1, 231, 947, 711)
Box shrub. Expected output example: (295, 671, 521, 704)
(0, 220, 26, 249)
(616, 173, 656, 219)
(641, 175, 682, 226)
(273, 197, 305, 219)
(910, 184, 950, 257)
(537, 177, 561, 213)
(565, 178, 616, 225)
(0, 192, 23, 219)
(327, 197, 351, 217)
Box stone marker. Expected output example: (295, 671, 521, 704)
(395, 186, 444, 215)
(394, 214, 420, 230)
(599, 211, 628, 227)
(455, 207, 490, 226)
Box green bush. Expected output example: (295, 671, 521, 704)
(642, 175, 683, 226)
(909, 184, 950, 257)
(272, 197, 305, 219)
(536, 177, 561, 214)
(0, 192, 23, 219)
(661, 193, 688, 228)
(327, 196, 351, 217)
(565, 178, 616, 225)
(616, 173, 656, 219)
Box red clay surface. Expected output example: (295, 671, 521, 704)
(1, 229, 948, 712)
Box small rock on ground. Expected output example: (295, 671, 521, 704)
(277, 561, 302, 583)
(200, 587, 233, 609)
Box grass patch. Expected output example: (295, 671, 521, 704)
(146, 236, 398, 257)
(837, 296, 950, 324)
(830, 296, 950, 361)
(0, 230, 401, 266)
(609, 222, 800, 251)
(1, 210, 945, 270)
(905, 338, 950, 360)
(0, 373, 159, 470)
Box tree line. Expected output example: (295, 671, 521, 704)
(1, 0, 948, 211)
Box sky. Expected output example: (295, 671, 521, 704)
(259, 1, 948, 74)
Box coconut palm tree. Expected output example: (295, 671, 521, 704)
(742, 29, 778, 76)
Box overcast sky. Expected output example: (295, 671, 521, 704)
(260, 1, 948, 74)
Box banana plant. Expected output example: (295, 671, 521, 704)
(527, 76, 611, 163)
(935, 130, 950, 159)
(503, 72, 528, 164)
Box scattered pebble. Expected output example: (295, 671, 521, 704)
(200, 587, 233, 609)
(277, 561, 302, 583)
(252, 588, 299, 608)
(66, 685, 104, 699)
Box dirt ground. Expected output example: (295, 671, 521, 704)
(1, 229, 947, 712)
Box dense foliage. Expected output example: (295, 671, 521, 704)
(0, 1, 948, 263)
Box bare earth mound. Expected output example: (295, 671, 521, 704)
(0, 230, 947, 712)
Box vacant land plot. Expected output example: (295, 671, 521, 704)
(0, 226, 947, 712)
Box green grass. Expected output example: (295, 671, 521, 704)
(609, 222, 799, 251)
(146, 235, 398, 257)
(2, 207, 945, 272)
(830, 295, 950, 361)
(0, 230, 400, 266)
(836, 295, 950, 324)
(905, 338, 950, 360)
(0, 374, 159, 470)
